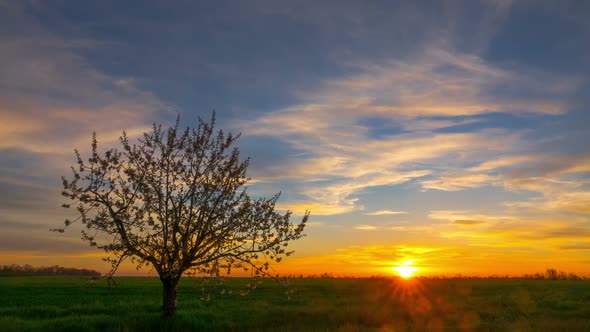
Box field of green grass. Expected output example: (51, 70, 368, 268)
(1, 276, 589, 331)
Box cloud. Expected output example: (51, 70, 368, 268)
(0, 232, 91, 254)
(558, 244, 590, 250)
(0, 4, 169, 156)
(0, 3, 172, 259)
(276, 201, 353, 216)
(416, 148, 590, 215)
(0, 7, 169, 173)
(299, 170, 430, 214)
(355, 225, 378, 231)
(421, 173, 499, 191)
(244, 49, 574, 133)
(234, 42, 580, 214)
(430, 210, 590, 249)
(520, 227, 590, 240)
(502, 177, 590, 215)
(0, 177, 58, 211)
(470, 155, 535, 172)
(247, 130, 517, 214)
(566, 159, 590, 174)
(544, 192, 590, 214)
(388, 225, 440, 232)
(451, 220, 486, 225)
(429, 210, 516, 224)
(0, 220, 48, 230)
(365, 210, 408, 216)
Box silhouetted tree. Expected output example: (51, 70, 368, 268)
(55, 113, 308, 316)
(546, 268, 559, 280)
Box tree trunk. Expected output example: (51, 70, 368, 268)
(161, 277, 179, 316)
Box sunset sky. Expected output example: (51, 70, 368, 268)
(1, 0, 590, 277)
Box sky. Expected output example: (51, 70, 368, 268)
(1, 0, 590, 277)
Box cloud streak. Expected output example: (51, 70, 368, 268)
(364, 210, 408, 216)
(0, 4, 169, 157)
(238, 45, 579, 214)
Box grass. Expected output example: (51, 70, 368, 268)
(1, 276, 589, 331)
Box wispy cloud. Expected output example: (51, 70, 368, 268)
(429, 210, 516, 224)
(355, 225, 378, 231)
(246, 129, 518, 214)
(421, 174, 500, 191)
(470, 155, 535, 172)
(0, 5, 168, 156)
(236, 44, 580, 215)
(0, 3, 171, 265)
(276, 201, 354, 216)
(364, 210, 408, 216)
(430, 210, 590, 250)
(544, 192, 590, 214)
(418, 148, 590, 216)
(451, 220, 486, 225)
(558, 244, 590, 250)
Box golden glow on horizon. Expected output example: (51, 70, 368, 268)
(393, 260, 418, 279)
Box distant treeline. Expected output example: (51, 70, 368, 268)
(0, 264, 101, 277)
(522, 268, 585, 280)
(305, 268, 586, 280)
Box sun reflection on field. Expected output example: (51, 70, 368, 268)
(376, 275, 485, 330)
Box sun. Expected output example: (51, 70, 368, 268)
(394, 266, 417, 278)
(393, 260, 418, 279)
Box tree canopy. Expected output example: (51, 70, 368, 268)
(56, 113, 308, 315)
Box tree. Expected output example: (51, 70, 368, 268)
(56, 113, 308, 316)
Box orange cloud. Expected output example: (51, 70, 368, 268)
(545, 192, 590, 214)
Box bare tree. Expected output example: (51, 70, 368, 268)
(55, 113, 308, 316)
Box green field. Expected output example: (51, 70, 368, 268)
(1, 276, 589, 331)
